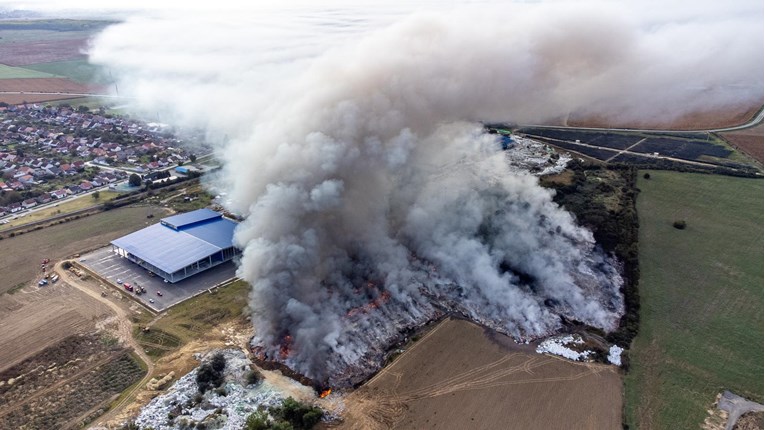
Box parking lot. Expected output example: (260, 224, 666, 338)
(80, 246, 238, 312)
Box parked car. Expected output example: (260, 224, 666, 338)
(124, 283, 133, 292)
(156, 291, 163, 297)
(116, 278, 123, 285)
(38, 279, 48, 286)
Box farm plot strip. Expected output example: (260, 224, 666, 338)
(0, 353, 118, 419)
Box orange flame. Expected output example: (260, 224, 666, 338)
(319, 389, 332, 398)
(279, 335, 293, 359)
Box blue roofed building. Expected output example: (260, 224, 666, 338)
(110, 208, 240, 283)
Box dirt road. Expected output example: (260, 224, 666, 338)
(55, 262, 156, 425)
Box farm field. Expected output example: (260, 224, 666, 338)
(0, 190, 120, 230)
(625, 171, 764, 429)
(720, 124, 764, 164)
(0, 19, 112, 66)
(0, 205, 169, 294)
(0, 281, 112, 372)
(25, 59, 110, 84)
(565, 103, 763, 131)
(336, 318, 622, 430)
(0, 76, 94, 92)
(0, 333, 145, 429)
(0, 37, 89, 66)
(0, 93, 84, 104)
(0, 63, 59, 79)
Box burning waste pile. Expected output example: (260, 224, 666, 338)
(89, 0, 761, 392)
(237, 120, 625, 388)
(217, 17, 632, 389)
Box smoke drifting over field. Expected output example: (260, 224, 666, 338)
(89, 1, 762, 384)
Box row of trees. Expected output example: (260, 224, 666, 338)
(544, 162, 641, 351)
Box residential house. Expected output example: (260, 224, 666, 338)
(36, 193, 51, 204)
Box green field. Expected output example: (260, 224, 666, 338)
(625, 171, 763, 429)
(25, 59, 110, 84)
(0, 64, 60, 79)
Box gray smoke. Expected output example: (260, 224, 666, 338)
(87, 1, 762, 384)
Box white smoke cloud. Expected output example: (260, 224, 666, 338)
(86, 0, 762, 384)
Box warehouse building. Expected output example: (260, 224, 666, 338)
(111, 208, 240, 283)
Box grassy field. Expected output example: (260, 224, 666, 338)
(339, 318, 622, 430)
(0, 190, 121, 230)
(0, 63, 59, 79)
(0, 205, 167, 294)
(25, 59, 110, 84)
(625, 171, 763, 429)
(133, 279, 250, 359)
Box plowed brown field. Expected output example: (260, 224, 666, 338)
(0, 77, 93, 92)
(0, 93, 84, 104)
(0, 38, 88, 66)
(335, 318, 622, 430)
(0, 281, 111, 373)
(566, 103, 762, 131)
(720, 124, 763, 164)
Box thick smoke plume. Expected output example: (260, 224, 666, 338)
(88, 1, 762, 385)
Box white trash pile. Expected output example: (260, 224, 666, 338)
(607, 345, 624, 366)
(134, 349, 286, 430)
(535, 334, 593, 361)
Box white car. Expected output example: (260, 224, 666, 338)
(116, 278, 123, 284)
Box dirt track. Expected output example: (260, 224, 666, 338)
(55, 262, 156, 425)
(335, 318, 622, 430)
